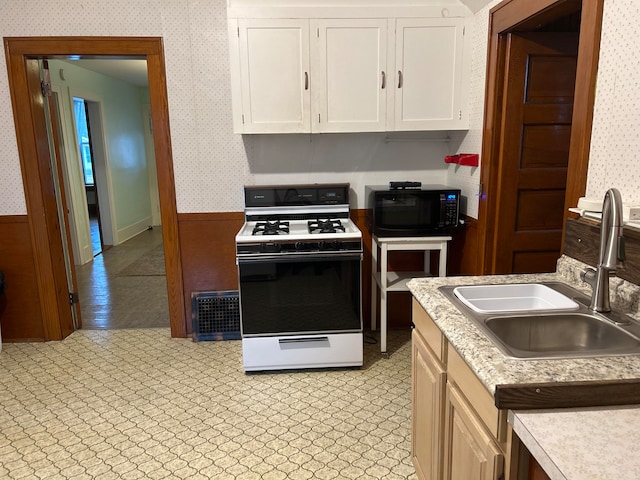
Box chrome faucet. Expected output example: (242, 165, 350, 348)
(580, 188, 626, 313)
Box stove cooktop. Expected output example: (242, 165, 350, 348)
(236, 183, 362, 254)
(236, 219, 362, 243)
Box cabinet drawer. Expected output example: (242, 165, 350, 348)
(412, 298, 446, 364)
(447, 346, 507, 442)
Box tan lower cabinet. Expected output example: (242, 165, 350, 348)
(412, 329, 446, 480)
(412, 298, 510, 480)
(443, 382, 504, 480)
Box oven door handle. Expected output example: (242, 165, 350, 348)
(237, 253, 362, 264)
(279, 336, 329, 344)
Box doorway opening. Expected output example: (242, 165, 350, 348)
(73, 97, 104, 256)
(4, 36, 186, 340)
(49, 58, 167, 330)
(477, 0, 604, 275)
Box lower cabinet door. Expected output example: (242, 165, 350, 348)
(443, 382, 504, 480)
(412, 330, 446, 480)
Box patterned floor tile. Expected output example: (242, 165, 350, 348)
(0, 329, 416, 479)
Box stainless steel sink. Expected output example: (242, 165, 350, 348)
(439, 282, 640, 359)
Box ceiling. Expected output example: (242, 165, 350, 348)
(61, 59, 149, 87)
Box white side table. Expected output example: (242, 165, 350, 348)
(371, 235, 452, 354)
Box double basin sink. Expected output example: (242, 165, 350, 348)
(439, 282, 640, 359)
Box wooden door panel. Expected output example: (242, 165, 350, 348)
(516, 190, 566, 230)
(493, 32, 578, 273)
(513, 231, 563, 248)
(521, 125, 572, 168)
(513, 251, 563, 273)
(525, 55, 578, 102)
(522, 104, 573, 123)
(517, 172, 567, 189)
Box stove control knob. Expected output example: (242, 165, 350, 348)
(295, 242, 304, 251)
(319, 241, 340, 251)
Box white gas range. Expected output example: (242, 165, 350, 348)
(235, 184, 363, 372)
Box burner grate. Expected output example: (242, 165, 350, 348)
(191, 290, 240, 341)
(252, 219, 290, 236)
(308, 218, 346, 234)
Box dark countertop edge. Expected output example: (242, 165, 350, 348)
(494, 378, 640, 410)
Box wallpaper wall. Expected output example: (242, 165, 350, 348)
(1, 0, 639, 217)
(586, 0, 640, 209)
(446, 0, 501, 218)
(0, 0, 456, 215)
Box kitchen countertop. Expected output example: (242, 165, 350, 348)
(509, 406, 640, 480)
(407, 254, 640, 480)
(407, 255, 640, 400)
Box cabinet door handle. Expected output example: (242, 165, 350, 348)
(398, 70, 403, 88)
(381, 71, 386, 89)
(304, 71, 309, 90)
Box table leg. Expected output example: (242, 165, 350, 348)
(371, 236, 378, 331)
(380, 243, 388, 354)
(439, 242, 448, 277)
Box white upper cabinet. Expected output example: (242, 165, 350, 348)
(228, 9, 470, 133)
(313, 19, 388, 133)
(393, 18, 467, 131)
(235, 19, 311, 133)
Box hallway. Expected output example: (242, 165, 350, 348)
(75, 228, 170, 329)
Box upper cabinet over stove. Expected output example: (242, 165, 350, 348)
(227, 1, 472, 134)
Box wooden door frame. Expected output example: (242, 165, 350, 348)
(4, 36, 186, 339)
(477, 0, 604, 274)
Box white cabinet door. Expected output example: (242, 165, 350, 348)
(237, 19, 311, 133)
(394, 18, 466, 131)
(314, 19, 388, 133)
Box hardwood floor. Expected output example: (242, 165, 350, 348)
(75, 227, 170, 329)
(89, 215, 102, 256)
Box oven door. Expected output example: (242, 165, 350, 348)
(237, 252, 362, 336)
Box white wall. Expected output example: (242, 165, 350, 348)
(48, 60, 153, 247)
(1, 0, 640, 217)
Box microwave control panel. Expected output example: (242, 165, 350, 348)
(442, 193, 459, 226)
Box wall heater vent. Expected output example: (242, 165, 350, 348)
(191, 290, 241, 341)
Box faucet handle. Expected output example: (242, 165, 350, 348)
(618, 235, 626, 262)
(581, 267, 596, 286)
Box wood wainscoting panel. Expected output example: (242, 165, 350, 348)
(447, 216, 479, 276)
(351, 209, 373, 330)
(0, 215, 45, 341)
(564, 217, 640, 286)
(178, 212, 244, 335)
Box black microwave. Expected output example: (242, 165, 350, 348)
(366, 184, 461, 237)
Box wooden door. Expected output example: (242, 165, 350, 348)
(237, 19, 311, 133)
(394, 18, 465, 131)
(47, 77, 83, 330)
(314, 19, 388, 132)
(492, 32, 578, 274)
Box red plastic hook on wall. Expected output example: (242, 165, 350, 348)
(444, 153, 479, 167)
